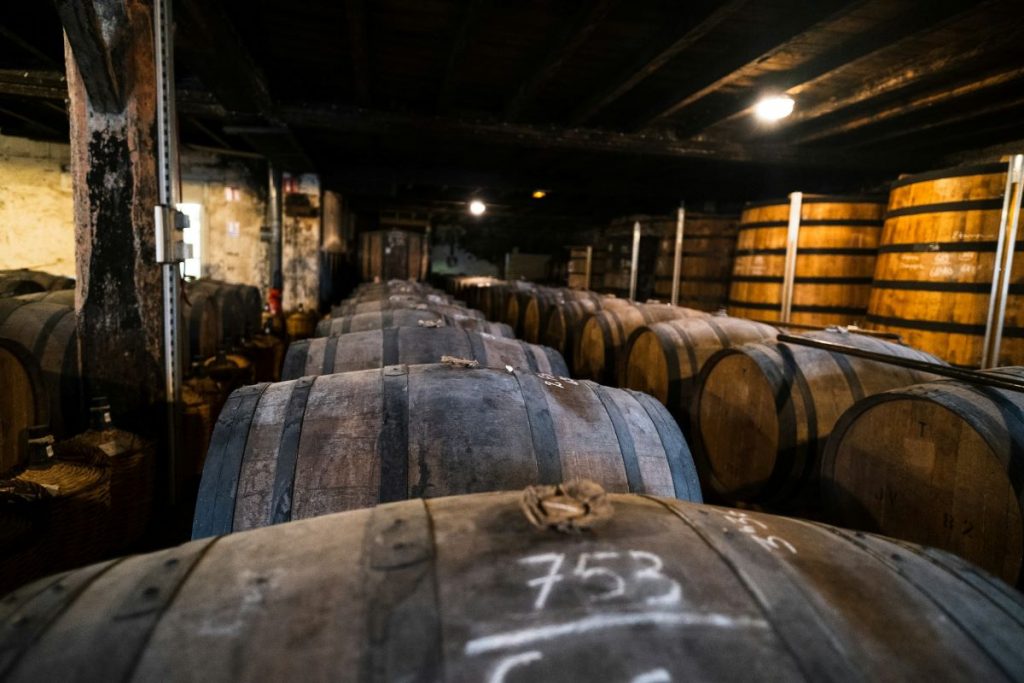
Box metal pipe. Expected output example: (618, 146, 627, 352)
(268, 163, 283, 290)
(780, 191, 803, 323)
(154, 0, 182, 505)
(777, 333, 1024, 393)
(583, 245, 593, 290)
(764, 320, 902, 340)
(670, 205, 685, 306)
(628, 220, 641, 301)
(981, 154, 1024, 368)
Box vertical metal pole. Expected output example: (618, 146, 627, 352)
(629, 220, 641, 301)
(670, 205, 685, 306)
(584, 245, 593, 290)
(421, 223, 432, 281)
(154, 0, 181, 505)
(780, 191, 803, 323)
(268, 164, 283, 290)
(982, 154, 1024, 368)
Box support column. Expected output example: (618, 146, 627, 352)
(62, 0, 165, 432)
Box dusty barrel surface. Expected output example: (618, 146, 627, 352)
(728, 196, 885, 326)
(653, 213, 738, 311)
(185, 280, 247, 348)
(316, 310, 513, 338)
(0, 270, 74, 297)
(691, 330, 945, 506)
(543, 297, 631, 367)
(193, 364, 700, 537)
(0, 338, 49, 474)
(523, 289, 601, 345)
(332, 299, 482, 319)
(282, 327, 568, 378)
(867, 162, 1019, 367)
(622, 316, 778, 428)
(183, 293, 220, 361)
(0, 299, 82, 438)
(575, 303, 707, 384)
(7, 491, 1024, 682)
(822, 367, 1024, 585)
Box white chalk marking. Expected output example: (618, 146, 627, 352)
(464, 611, 768, 656)
(519, 553, 565, 610)
(487, 651, 543, 683)
(631, 668, 672, 683)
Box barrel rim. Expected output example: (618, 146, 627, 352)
(742, 195, 888, 210)
(889, 161, 1009, 190)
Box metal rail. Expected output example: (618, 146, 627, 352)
(777, 333, 1024, 393)
(779, 191, 803, 323)
(670, 205, 685, 306)
(981, 154, 1024, 368)
(628, 220, 641, 301)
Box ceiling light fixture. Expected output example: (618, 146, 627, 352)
(754, 94, 795, 122)
(532, 190, 547, 199)
(469, 199, 487, 216)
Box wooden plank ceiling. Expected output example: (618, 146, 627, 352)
(0, 0, 1022, 223)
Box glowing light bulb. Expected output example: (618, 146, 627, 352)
(754, 95, 795, 122)
(532, 190, 547, 199)
(469, 200, 487, 216)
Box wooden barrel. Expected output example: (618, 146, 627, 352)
(16, 290, 75, 306)
(186, 280, 247, 348)
(0, 338, 49, 475)
(236, 285, 263, 339)
(653, 213, 738, 311)
(193, 364, 701, 536)
(822, 367, 1024, 585)
(8, 490, 1024, 682)
(502, 285, 541, 332)
(522, 289, 601, 344)
(360, 230, 428, 281)
(0, 269, 74, 297)
(332, 299, 482, 320)
(316, 310, 513, 338)
(0, 300, 82, 438)
(728, 196, 885, 326)
(542, 297, 630, 366)
(0, 278, 44, 297)
(867, 161, 1019, 366)
(575, 303, 707, 384)
(283, 327, 567, 379)
(184, 292, 220, 361)
(691, 330, 944, 507)
(622, 316, 778, 429)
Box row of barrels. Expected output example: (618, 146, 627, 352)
(4, 279, 1021, 676)
(448, 277, 1024, 585)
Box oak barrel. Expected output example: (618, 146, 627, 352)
(575, 302, 707, 384)
(16, 290, 75, 306)
(522, 288, 602, 344)
(622, 316, 778, 428)
(185, 280, 247, 348)
(193, 364, 701, 536)
(283, 327, 568, 379)
(867, 161, 1020, 366)
(728, 196, 885, 326)
(6, 491, 1024, 681)
(183, 292, 220, 361)
(316, 310, 513, 338)
(0, 299, 82, 438)
(690, 330, 944, 506)
(332, 299, 483, 320)
(360, 230, 427, 281)
(822, 367, 1024, 584)
(542, 296, 632, 368)
(653, 213, 738, 311)
(0, 338, 48, 474)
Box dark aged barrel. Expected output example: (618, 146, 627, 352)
(0, 278, 43, 297)
(16, 290, 75, 306)
(0, 338, 48, 474)
(0, 270, 74, 297)
(728, 196, 885, 326)
(575, 303, 707, 384)
(691, 330, 944, 507)
(193, 364, 701, 536)
(7, 491, 1024, 682)
(360, 230, 427, 281)
(236, 285, 263, 338)
(653, 213, 739, 311)
(543, 297, 632, 368)
(522, 289, 602, 344)
(186, 280, 247, 348)
(622, 316, 778, 429)
(282, 327, 568, 379)
(867, 161, 1020, 367)
(184, 292, 220, 361)
(0, 299, 82, 438)
(315, 310, 513, 338)
(822, 367, 1024, 585)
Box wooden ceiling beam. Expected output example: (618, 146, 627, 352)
(52, 0, 124, 113)
(436, 0, 489, 113)
(344, 0, 370, 106)
(795, 64, 1024, 144)
(504, 0, 618, 121)
(0, 69, 67, 99)
(661, 0, 976, 137)
(568, 0, 748, 125)
(632, 0, 858, 128)
(279, 103, 889, 169)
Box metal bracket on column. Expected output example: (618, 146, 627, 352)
(154, 204, 189, 264)
(780, 191, 803, 323)
(670, 205, 685, 306)
(583, 245, 593, 290)
(155, 0, 183, 505)
(982, 154, 1024, 369)
(629, 220, 641, 301)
